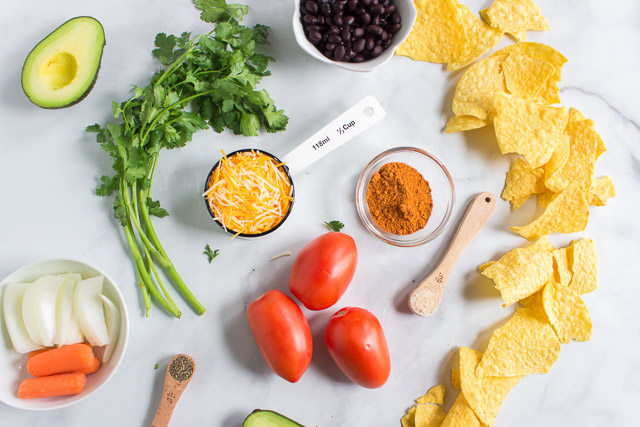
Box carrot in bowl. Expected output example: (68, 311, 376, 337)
(75, 357, 101, 375)
(27, 343, 94, 377)
(18, 373, 86, 399)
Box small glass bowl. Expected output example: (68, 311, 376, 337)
(356, 147, 455, 247)
(203, 149, 295, 239)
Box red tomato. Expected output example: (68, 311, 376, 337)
(289, 232, 358, 310)
(325, 307, 390, 389)
(246, 290, 313, 383)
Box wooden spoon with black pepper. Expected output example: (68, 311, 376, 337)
(408, 192, 496, 316)
(151, 354, 196, 427)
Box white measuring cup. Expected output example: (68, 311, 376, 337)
(203, 95, 386, 237)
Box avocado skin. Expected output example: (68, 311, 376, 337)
(243, 409, 305, 427)
(21, 16, 106, 109)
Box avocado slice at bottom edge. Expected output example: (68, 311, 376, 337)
(21, 16, 105, 109)
(243, 409, 306, 427)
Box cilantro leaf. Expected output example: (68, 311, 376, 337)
(324, 221, 345, 232)
(203, 244, 220, 263)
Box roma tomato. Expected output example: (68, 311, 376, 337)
(289, 232, 358, 310)
(246, 290, 312, 383)
(325, 307, 390, 389)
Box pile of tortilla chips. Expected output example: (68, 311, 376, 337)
(446, 41, 615, 239)
(396, 0, 548, 69)
(401, 237, 598, 426)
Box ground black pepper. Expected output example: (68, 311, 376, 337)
(169, 355, 194, 382)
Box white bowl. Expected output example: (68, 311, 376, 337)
(0, 259, 129, 411)
(292, 0, 417, 72)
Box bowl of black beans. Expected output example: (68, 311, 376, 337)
(293, 0, 417, 71)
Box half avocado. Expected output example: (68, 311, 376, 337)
(21, 16, 105, 109)
(243, 409, 305, 427)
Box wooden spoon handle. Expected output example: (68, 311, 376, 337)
(151, 381, 186, 427)
(408, 192, 496, 316)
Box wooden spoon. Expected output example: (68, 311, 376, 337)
(408, 192, 496, 316)
(151, 354, 196, 427)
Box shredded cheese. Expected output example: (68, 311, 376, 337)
(204, 150, 294, 235)
(270, 252, 292, 261)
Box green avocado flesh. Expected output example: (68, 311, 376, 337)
(21, 16, 105, 108)
(243, 410, 305, 427)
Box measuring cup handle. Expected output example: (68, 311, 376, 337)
(282, 96, 386, 176)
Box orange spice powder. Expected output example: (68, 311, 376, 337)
(366, 162, 433, 235)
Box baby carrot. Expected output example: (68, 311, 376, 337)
(27, 349, 49, 361)
(27, 343, 94, 377)
(75, 357, 100, 375)
(18, 373, 86, 399)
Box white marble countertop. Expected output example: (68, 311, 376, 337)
(1, 0, 639, 425)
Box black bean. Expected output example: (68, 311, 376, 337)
(308, 31, 322, 42)
(372, 15, 380, 25)
(359, 13, 371, 25)
(303, 14, 318, 24)
(305, 1, 318, 14)
(371, 0, 378, 4)
(306, 25, 321, 33)
(353, 38, 366, 52)
(390, 12, 400, 24)
(326, 42, 337, 51)
(385, 5, 395, 14)
(367, 24, 382, 35)
(330, 25, 340, 34)
(388, 23, 401, 34)
(382, 0, 390, 5)
(353, 54, 365, 62)
(326, 16, 333, 26)
(341, 28, 351, 41)
(333, 13, 343, 26)
(380, 30, 388, 41)
(334, 45, 346, 60)
(382, 38, 391, 48)
(345, 40, 352, 49)
(371, 45, 383, 57)
(366, 37, 375, 50)
(353, 27, 365, 38)
(355, 7, 365, 15)
(375, 39, 382, 46)
(316, 15, 325, 25)
(328, 34, 342, 43)
(343, 15, 355, 26)
(320, 3, 331, 15)
(371, 4, 385, 15)
(348, 0, 358, 11)
(345, 48, 355, 59)
(361, 0, 371, 5)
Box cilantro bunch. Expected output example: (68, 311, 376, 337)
(88, 0, 288, 318)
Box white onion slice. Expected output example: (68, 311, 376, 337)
(100, 295, 120, 363)
(73, 276, 109, 346)
(55, 274, 84, 347)
(2, 282, 43, 353)
(22, 275, 64, 347)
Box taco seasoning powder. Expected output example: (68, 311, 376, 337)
(366, 162, 433, 235)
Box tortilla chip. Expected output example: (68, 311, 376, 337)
(402, 406, 418, 427)
(481, 237, 554, 305)
(568, 107, 587, 122)
(545, 120, 598, 193)
(445, 115, 490, 133)
(476, 306, 561, 377)
(543, 134, 570, 188)
(415, 403, 447, 427)
(417, 385, 446, 406)
(492, 42, 567, 79)
(518, 289, 547, 319)
(441, 393, 485, 427)
(478, 261, 496, 273)
(452, 368, 461, 390)
(482, 0, 549, 41)
(453, 55, 508, 121)
(535, 75, 561, 105)
(447, 4, 504, 70)
(494, 92, 568, 168)
(460, 347, 522, 425)
(502, 52, 555, 100)
(501, 158, 546, 209)
(586, 176, 615, 206)
(396, 0, 469, 63)
(568, 238, 599, 295)
(510, 181, 589, 240)
(536, 190, 555, 209)
(542, 281, 592, 343)
(552, 247, 573, 286)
